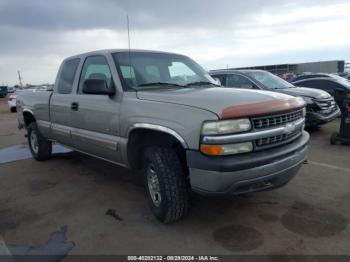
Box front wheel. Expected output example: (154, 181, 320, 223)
(143, 146, 189, 223)
(27, 122, 52, 161)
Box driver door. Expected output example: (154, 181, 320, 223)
(69, 55, 122, 163)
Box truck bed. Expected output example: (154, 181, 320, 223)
(17, 89, 53, 127)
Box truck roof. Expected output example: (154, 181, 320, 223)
(65, 49, 184, 60)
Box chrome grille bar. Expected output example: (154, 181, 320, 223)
(252, 110, 303, 130)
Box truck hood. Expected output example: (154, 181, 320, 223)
(275, 87, 331, 99)
(137, 87, 301, 118)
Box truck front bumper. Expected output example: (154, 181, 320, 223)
(186, 131, 309, 195)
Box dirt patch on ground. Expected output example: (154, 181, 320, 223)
(281, 201, 348, 238)
(258, 212, 280, 223)
(29, 179, 59, 195)
(213, 224, 264, 252)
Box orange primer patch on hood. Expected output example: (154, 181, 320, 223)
(220, 97, 305, 119)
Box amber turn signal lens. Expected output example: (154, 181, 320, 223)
(201, 142, 253, 156)
(200, 144, 223, 156)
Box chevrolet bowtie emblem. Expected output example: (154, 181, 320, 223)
(284, 122, 296, 134)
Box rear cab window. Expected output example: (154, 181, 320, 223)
(57, 58, 80, 94)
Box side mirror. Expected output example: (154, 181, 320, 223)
(82, 79, 115, 96)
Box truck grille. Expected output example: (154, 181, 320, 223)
(252, 109, 304, 150)
(255, 130, 301, 149)
(252, 110, 303, 130)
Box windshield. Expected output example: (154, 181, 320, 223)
(247, 71, 294, 89)
(113, 52, 217, 90)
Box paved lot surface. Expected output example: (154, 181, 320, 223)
(0, 97, 349, 255)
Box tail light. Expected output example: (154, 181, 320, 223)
(8, 95, 15, 101)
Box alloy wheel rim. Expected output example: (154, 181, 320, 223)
(30, 131, 39, 154)
(147, 165, 162, 207)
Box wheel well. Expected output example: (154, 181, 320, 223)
(127, 129, 187, 171)
(23, 111, 36, 127)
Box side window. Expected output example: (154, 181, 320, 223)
(326, 82, 343, 91)
(78, 56, 113, 94)
(298, 80, 329, 91)
(296, 80, 317, 88)
(226, 74, 253, 88)
(57, 58, 80, 94)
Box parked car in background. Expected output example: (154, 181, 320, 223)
(8, 93, 17, 112)
(336, 72, 349, 79)
(0, 86, 8, 98)
(210, 70, 340, 127)
(291, 73, 346, 82)
(292, 77, 350, 109)
(17, 49, 310, 223)
(7, 86, 15, 93)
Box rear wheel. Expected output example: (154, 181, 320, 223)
(27, 122, 52, 161)
(143, 146, 189, 223)
(10, 107, 16, 113)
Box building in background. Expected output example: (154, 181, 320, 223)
(345, 62, 350, 72)
(227, 60, 345, 76)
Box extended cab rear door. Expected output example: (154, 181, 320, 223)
(50, 58, 81, 146)
(69, 54, 122, 163)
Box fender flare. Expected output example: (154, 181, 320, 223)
(127, 123, 188, 149)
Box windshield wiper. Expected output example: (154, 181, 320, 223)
(137, 82, 184, 88)
(185, 81, 220, 87)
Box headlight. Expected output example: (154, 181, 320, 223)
(201, 119, 251, 135)
(300, 96, 313, 104)
(200, 142, 253, 156)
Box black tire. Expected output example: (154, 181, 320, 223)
(10, 107, 16, 113)
(143, 146, 189, 223)
(27, 122, 52, 161)
(330, 132, 339, 145)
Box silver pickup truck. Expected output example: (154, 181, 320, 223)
(17, 49, 309, 223)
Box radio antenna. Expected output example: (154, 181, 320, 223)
(126, 14, 133, 83)
(127, 15, 131, 51)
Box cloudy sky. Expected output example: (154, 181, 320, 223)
(1, 0, 350, 85)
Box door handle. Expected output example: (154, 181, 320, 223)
(71, 102, 79, 111)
